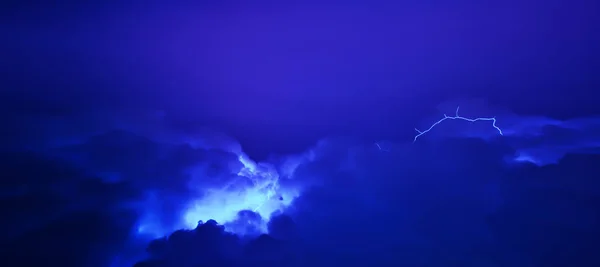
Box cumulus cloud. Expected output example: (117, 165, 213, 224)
(4, 105, 600, 267)
(128, 138, 600, 267)
(44, 129, 302, 239)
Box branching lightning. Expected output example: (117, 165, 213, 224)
(413, 106, 503, 142)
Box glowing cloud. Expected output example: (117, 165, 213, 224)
(413, 106, 504, 142)
(182, 153, 300, 234)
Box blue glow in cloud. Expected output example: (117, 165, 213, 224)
(10, 105, 600, 267)
(181, 152, 301, 234)
(34, 111, 318, 239)
(503, 116, 600, 166)
(413, 106, 504, 142)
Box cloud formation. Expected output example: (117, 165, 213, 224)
(3, 104, 600, 267)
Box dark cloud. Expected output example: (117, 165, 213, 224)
(124, 139, 600, 267)
(3, 113, 600, 267)
(0, 151, 139, 267)
(2, 95, 600, 267)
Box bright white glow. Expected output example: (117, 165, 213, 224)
(182, 153, 300, 233)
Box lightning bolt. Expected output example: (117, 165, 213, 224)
(251, 173, 279, 213)
(374, 142, 390, 152)
(235, 155, 280, 212)
(413, 106, 503, 142)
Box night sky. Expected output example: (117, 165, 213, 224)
(1, 1, 600, 267)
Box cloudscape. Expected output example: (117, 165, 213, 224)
(1, 1, 600, 266)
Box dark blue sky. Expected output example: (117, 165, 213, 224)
(2, 0, 599, 159)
